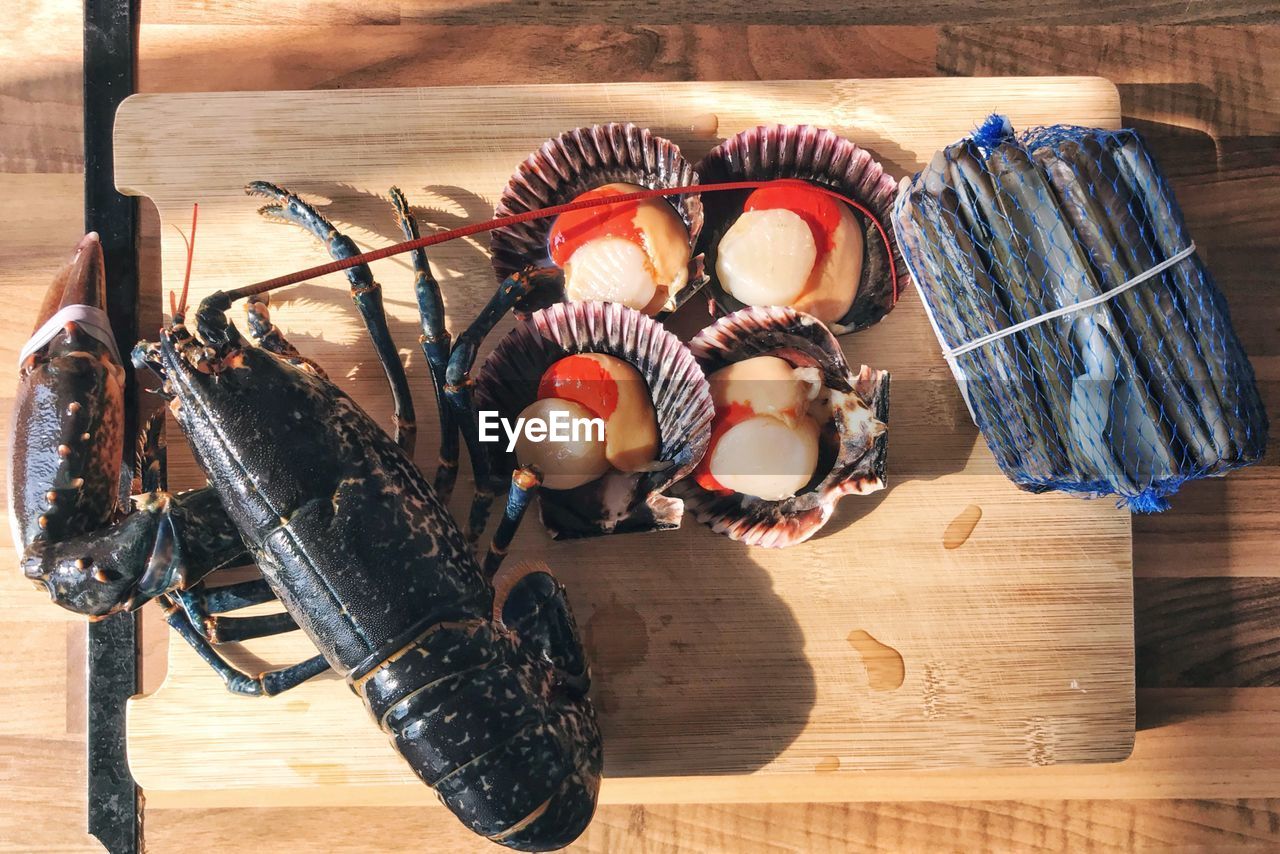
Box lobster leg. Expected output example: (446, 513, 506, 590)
(196, 577, 278, 613)
(137, 414, 271, 632)
(172, 585, 299, 644)
(244, 293, 327, 378)
(389, 187, 459, 502)
(161, 598, 330, 696)
(247, 181, 416, 454)
(446, 268, 562, 543)
(482, 466, 541, 580)
(204, 612, 298, 644)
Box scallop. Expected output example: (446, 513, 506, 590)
(563, 237, 658, 310)
(474, 301, 714, 539)
(696, 125, 906, 333)
(715, 208, 816, 307)
(713, 186, 865, 324)
(792, 204, 864, 323)
(490, 124, 706, 317)
(709, 354, 820, 428)
(538, 353, 660, 472)
(708, 414, 820, 501)
(673, 305, 890, 549)
(555, 184, 693, 314)
(513, 398, 610, 491)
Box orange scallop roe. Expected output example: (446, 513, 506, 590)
(548, 186, 645, 268)
(536, 354, 620, 420)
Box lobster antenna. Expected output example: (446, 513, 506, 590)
(221, 181, 897, 306)
(169, 202, 199, 317)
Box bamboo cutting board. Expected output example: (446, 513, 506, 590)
(114, 77, 1133, 808)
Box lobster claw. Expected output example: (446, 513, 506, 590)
(9, 234, 125, 557)
(21, 505, 169, 617)
(34, 232, 108, 329)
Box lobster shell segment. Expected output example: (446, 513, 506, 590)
(489, 122, 706, 315)
(695, 124, 907, 334)
(475, 301, 713, 539)
(675, 306, 890, 548)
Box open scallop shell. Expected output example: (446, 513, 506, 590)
(673, 306, 889, 548)
(475, 301, 713, 539)
(490, 123, 706, 315)
(695, 124, 906, 334)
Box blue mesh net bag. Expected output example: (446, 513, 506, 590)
(892, 115, 1268, 512)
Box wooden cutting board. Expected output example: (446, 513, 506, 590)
(114, 77, 1133, 808)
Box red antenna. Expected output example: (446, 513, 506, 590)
(220, 181, 898, 306)
(169, 202, 199, 316)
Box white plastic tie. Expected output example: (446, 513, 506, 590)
(18, 304, 123, 368)
(940, 242, 1196, 362)
(907, 241, 1197, 425)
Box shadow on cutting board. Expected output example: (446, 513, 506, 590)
(532, 521, 817, 777)
(258, 179, 501, 363)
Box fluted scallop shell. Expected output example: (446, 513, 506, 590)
(673, 305, 889, 548)
(475, 301, 714, 539)
(696, 124, 906, 334)
(490, 123, 706, 315)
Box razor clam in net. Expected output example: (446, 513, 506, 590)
(893, 116, 1268, 512)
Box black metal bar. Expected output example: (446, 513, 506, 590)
(84, 1, 142, 852)
(87, 614, 141, 852)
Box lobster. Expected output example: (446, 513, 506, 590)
(11, 184, 601, 850)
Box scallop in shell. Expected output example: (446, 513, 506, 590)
(696, 124, 906, 334)
(474, 301, 713, 539)
(674, 306, 889, 548)
(490, 123, 706, 316)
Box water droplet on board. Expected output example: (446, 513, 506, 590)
(943, 504, 983, 549)
(593, 685, 620, 715)
(816, 756, 840, 773)
(689, 113, 720, 137)
(846, 629, 905, 691)
(584, 603, 649, 677)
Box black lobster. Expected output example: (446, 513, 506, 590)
(10, 183, 601, 850)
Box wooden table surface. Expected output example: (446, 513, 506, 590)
(2, 3, 1278, 851)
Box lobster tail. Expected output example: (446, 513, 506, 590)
(435, 699, 601, 851)
(356, 618, 602, 851)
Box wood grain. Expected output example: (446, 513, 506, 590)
(136, 686, 1280, 809)
(143, 0, 1280, 26)
(143, 798, 1280, 852)
(1137, 578, 1280, 687)
(938, 26, 1280, 137)
(113, 77, 1134, 803)
(4, 0, 1280, 849)
(136, 25, 939, 92)
(0, 1, 82, 172)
